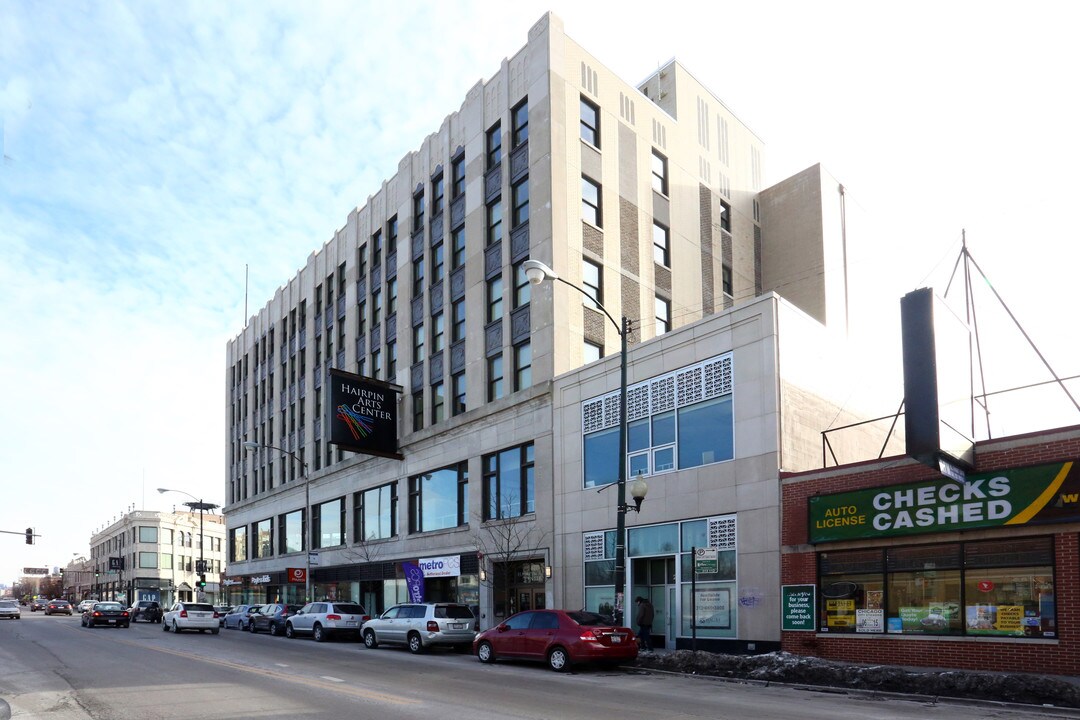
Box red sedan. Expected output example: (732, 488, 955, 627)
(473, 609, 637, 671)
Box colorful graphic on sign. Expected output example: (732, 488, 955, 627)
(336, 403, 376, 441)
(327, 369, 402, 459)
(808, 461, 1079, 542)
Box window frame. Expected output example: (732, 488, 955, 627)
(582, 258, 602, 309)
(651, 150, 668, 195)
(512, 98, 529, 147)
(580, 96, 600, 147)
(487, 122, 502, 169)
(582, 176, 602, 227)
(408, 463, 469, 533)
(653, 222, 670, 267)
(483, 443, 535, 520)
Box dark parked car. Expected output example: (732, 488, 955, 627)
(82, 601, 131, 628)
(128, 601, 163, 623)
(45, 599, 73, 615)
(473, 609, 637, 672)
(30, 599, 47, 612)
(249, 603, 303, 636)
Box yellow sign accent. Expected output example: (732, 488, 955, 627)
(1006, 461, 1072, 524)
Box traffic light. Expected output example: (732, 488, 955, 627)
(25, 527, 33, 545)
(197, 574, 206, 588)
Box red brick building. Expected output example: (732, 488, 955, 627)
(780, 424, 1080, 676)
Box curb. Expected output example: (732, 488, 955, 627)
(630, 664, 1080, 718)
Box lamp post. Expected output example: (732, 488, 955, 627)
(243, 441, 311, 603)
(523, 259, 647, 625)
(157, 488, 220, 601)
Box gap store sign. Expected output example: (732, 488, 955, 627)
(808, 461, 1079, 542)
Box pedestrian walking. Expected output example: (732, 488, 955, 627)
(635, 596, 654, 651)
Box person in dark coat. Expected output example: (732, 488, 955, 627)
(635, 596, 654, 651)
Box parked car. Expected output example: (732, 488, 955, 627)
(45, 599, 73, 616)
(0, 600, 21, 620)
(473, 609, 637, 672)
(162, 602, 220, 634)
(76, 600, 97, 614)
(81, 601, 131, 628)
(127, 600, 163, 623)
(285, 601, 369, 641)
(222, 604, 261, 630)
(249, 603, 303, 636)
(214, 605, 233, 626)
(30, 599, 46, 612)
(361, 602, 476, 653)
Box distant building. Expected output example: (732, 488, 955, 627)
(224, 12, 879, 650)
(86, 510, 226, 606)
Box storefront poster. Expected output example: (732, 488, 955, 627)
(856, 608, 884, 633)
(695, 588, 731, 629)
(808, 460, 1079, 542)
(898, 604, 956, 633)
(781, 585, 816, 631)
(825, 598, 855, 628)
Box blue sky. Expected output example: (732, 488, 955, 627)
(3, 1, 1079, 584)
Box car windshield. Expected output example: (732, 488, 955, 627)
(435, 605, 475, 619)
(331, 604, 365, 614)
(184, 604, 215, 612)
(96, 603, 123, 611)
(566, 611, 614, 626)
(0, 601, 16, 608)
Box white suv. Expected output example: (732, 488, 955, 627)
(361, 602, 476, 653)
(163, 602, 220, 634)
(285, 601, 369, 641)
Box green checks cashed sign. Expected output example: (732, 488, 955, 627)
(808, 461, 1080, 543)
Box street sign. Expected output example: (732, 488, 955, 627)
(782, 584, 817, 631)
(108, 556, 124, 570)
(308, 552, 320, 566)
(694, 547, 718, 574)
(23, 567, 48, 575)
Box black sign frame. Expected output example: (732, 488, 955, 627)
(326, 368, 403, 460)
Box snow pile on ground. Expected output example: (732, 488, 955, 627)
(634, 650, 1080, 708)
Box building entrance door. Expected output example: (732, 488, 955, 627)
(632, 556, 676, 649)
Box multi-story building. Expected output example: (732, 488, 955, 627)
(88, 509, 227, 606)
(224, 13, 883, 647)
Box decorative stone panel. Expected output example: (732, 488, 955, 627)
(485, 242, 502, 279)
(510, 223, 529, 262)
(385, 314, 397, 342)
(429, 281, 444, 314)
(411, 362, 423, 392)
(485, 320, 503, 358)
(430, 350, 444, 382)
(485, 165, 502, 203)
(510, 143, 529, 182)
(431, 213, 444, 245)
(510, 305, 530, 344)
(411, 296, 425, 327)
(450, 340, 466, 374)
(412, 228, 425, 260)
(450, 267, 466, 300)
(450, 194, 466, 230)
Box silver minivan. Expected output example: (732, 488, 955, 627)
(361, 602, 476, 653)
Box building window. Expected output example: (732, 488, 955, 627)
(653, 222, 670, 267)
(584, 341, 603, 364)
(278, 510, 303, 554)
(413, 191, 426, 233)
(312, 497, 345, 549)
(372, 289, 382, 326)
(432, 173, 444, 217)
(722, 264, 733, 297)
(513, 341, 531, 391)
(432, 312, 445, 353)
(387, 277, 398, 316)
(432, 241, 445, 284)
(720, 200, 731, 233)
(413, 324, 425, 363)
(655, 296, 671, 335)
(161, 553, 173, 570)
(409, 462, 469, 533)
(386, 340, 397, 378)
(431, 381, 445, 423)
(358, 244, 368, 278)
(387, 216, 399, 254)
(231, 526, 247, 562)
(487, 276, 504, 323)
(372, 348, 382, 379)
(451, 155, 466, 198)
(413, 256, 425, 296)
(583, 355, 733, 488)
(513, 260, 530, 309)
(357, 300, 367, 336)
(138, 526, 158, 543)
(512, 98, 529, 147)
(651, 150, 668, 195)
(255, 518, 272, 559)
(487, 199, 503, 246)
(582, 176, 601, 227)
(580, 96, 600, 147)
(452, 371, 466, 416)
(372, 230, 383, 267)
(817, 537, 1055, 638)
(512, 178, 529, 227)
(452, 299, 466, 342)
(483, 443, 535, 520)
(487, 122, 502, 169)
(354, 483, 397, 541)
(582, 259, 602, 309)
(139, 552, 158, 569)
(412, 392, 424, 432)
(487, 355, 504, 402)
(451, 227, 465, 270)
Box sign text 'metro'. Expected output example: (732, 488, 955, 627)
(327, 369, 402, 459)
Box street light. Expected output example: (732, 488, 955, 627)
(523, 258, 647, 624)
(243, 441, 311, 603)
(157, 488, 220, 601)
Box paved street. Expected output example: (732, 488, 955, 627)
(0, 611, 1066, 719)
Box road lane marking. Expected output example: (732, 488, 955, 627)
(321, 676, 345, 683)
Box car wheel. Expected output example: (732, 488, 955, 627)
(547, 646, 570, 672)
(312, 624, 326, 643)
(162, 620, 169, 631)
(87, 619, 95, 628)
(211, 628, 220, 635)
(248, 621, 257, 633)
(477, 641, 495, 663)
(363, 629, 379, 648)
(285, 623, 296, 639)
(407, 632, 425, 654)
(81, 617, 86, 627)
(268, 622, 279, 637)
(122, 623, 130, 628)
(172, 620, 180, 633)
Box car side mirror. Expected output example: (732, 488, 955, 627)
(497, 624, 509, 633)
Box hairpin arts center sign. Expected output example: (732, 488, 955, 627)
(327, 369, 402, 459)
(808, 461, 1078, 542)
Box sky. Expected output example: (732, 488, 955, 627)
(2, 1, 1079, 585)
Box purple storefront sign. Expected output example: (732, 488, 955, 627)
(403, 561, 425, 603)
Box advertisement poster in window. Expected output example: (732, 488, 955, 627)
(825, 598, 855, 628)
(856, 608, 884, 633)
(898, 603, 958, 633)
(695, 588, 730, 629)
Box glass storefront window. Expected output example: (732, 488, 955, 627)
(681, 581, 736, 637)
(628, 524, 679, 556)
